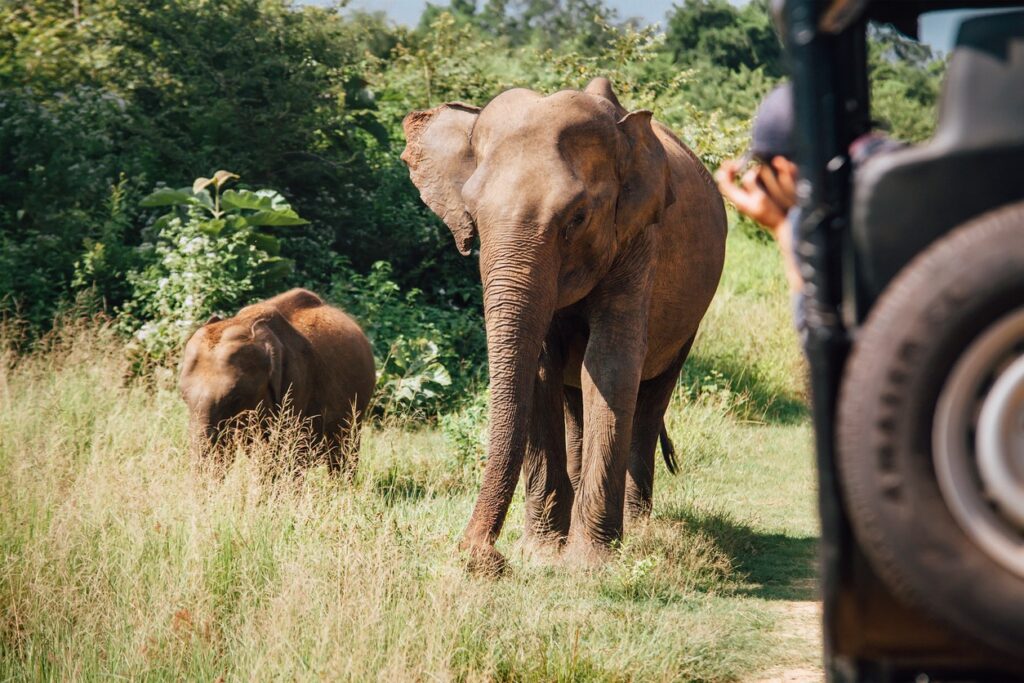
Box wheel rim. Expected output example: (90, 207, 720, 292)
(977, 355, 1024, 529)
(933, 307, 1024, 580)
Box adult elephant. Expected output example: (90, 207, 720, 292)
(402, 78, 726, 571)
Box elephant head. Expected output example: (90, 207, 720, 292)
(179, 315, 286, 452)
(401, 78, 675, 565)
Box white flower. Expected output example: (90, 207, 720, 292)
(183, 295, 194, 308)
(158, 277, 169, 289)
(182, 237, 204, 255)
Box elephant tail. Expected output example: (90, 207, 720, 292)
(659, 423, 679, 475)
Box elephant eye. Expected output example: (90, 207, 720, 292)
(563, 209, 588, 241)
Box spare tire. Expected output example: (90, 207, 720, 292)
(837, 201, 1024, 655)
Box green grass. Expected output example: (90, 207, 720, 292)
(0, 228, 819, 681)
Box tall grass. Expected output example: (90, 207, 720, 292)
(1, 229, 816, 681)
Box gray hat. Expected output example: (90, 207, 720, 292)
(749, 82, 795, 161)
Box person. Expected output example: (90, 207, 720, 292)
(714, 83, 903, 336)
(714, 83, 806, 332)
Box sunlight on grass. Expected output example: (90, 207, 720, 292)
(0, 230, 817, 681)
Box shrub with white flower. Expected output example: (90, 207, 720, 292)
(121, 171, 305, 363)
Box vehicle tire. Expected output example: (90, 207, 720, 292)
(837, 201, 1024, 655)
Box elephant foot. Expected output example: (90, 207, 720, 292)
(459, 537, 508, 577)
(562, 533, 613, 568)
(624, 500, 653, 530)
(516, 531, 565, 564)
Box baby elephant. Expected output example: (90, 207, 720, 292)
(179, 288, 376, 472)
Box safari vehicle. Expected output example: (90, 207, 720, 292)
(782, 0, 1024, 679)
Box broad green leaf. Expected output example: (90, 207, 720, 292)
(140, 187, 195, 207)
(193, 189, 215, 211)
(249, 232, 282, 256)
(199, 218, 226, 237)
(427, 364, 452, 386)
(221, 189, 274, 211)
(256, 189, 290, 210)
(258, 258, 293, 280)
(245, 210, 308, 226)
(151, 214, 173, 233)
(221, 188, 295, 213)
(224, 215, 248, 232)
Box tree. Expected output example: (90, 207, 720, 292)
(665, 0, 784, 77)
(420, 0, 620, 51)
(868, 23, 945, 142)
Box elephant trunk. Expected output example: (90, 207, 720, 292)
(187, 405, 224, 457)
(188, 418, 212, 457)
(461, 236, 556, 567)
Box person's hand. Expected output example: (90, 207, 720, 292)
(715, 155, 804, 295)
(714, 156, 798, 238)
(760, 156, 798, 209)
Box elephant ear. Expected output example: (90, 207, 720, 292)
(615, 110, 676, 245)
(401, 103, 481, 256)
(583, 76, 624, 111)
(252, 320, 285, 406)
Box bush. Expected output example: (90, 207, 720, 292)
(120, 171, 305, 363)
(329, 260, 486, 418)
(440, 388, 489, 475)
(0, 0, 947, 424)
(0, 87, 144, 330)
(71, 174, 139, 313)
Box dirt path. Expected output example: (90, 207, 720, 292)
(749, 600, 824, 683)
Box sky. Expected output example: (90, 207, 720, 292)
(307, 0, 973, 54)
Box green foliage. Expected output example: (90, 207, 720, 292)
(390, 11, 508, 106)
(868, 23, 945, 142)
(421, 0, 620, 52)
(0, 86, 143, 329)
(440, 388, 490, 473)
(0, 0, 394, 328)
(121, 172, 302, 362)
(71, 175, 138, 312)
(377, 338, 454, 414)
(665, 0, 784, 77)
(0, 0, 947, 418)
(329, 261, 486, 418)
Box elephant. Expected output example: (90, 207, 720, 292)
(178, 288, 376, 472)
(401, 78, 726, 571)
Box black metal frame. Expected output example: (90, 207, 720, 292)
(783, 1, 1024, 680)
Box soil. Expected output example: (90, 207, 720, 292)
(749, 600, 824, 683)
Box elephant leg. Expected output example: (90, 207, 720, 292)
(563, 385, 584, 493)
(624, 335, 694, 524)
(331, 424, 360, 478)
(565, 232, 659, 561)
(327, 439, 344, 474)
(326, 403, 363, 477)
(325, 428, 346, 475)
(567, 309, 649, 559)
(521, 342, 574, 552)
